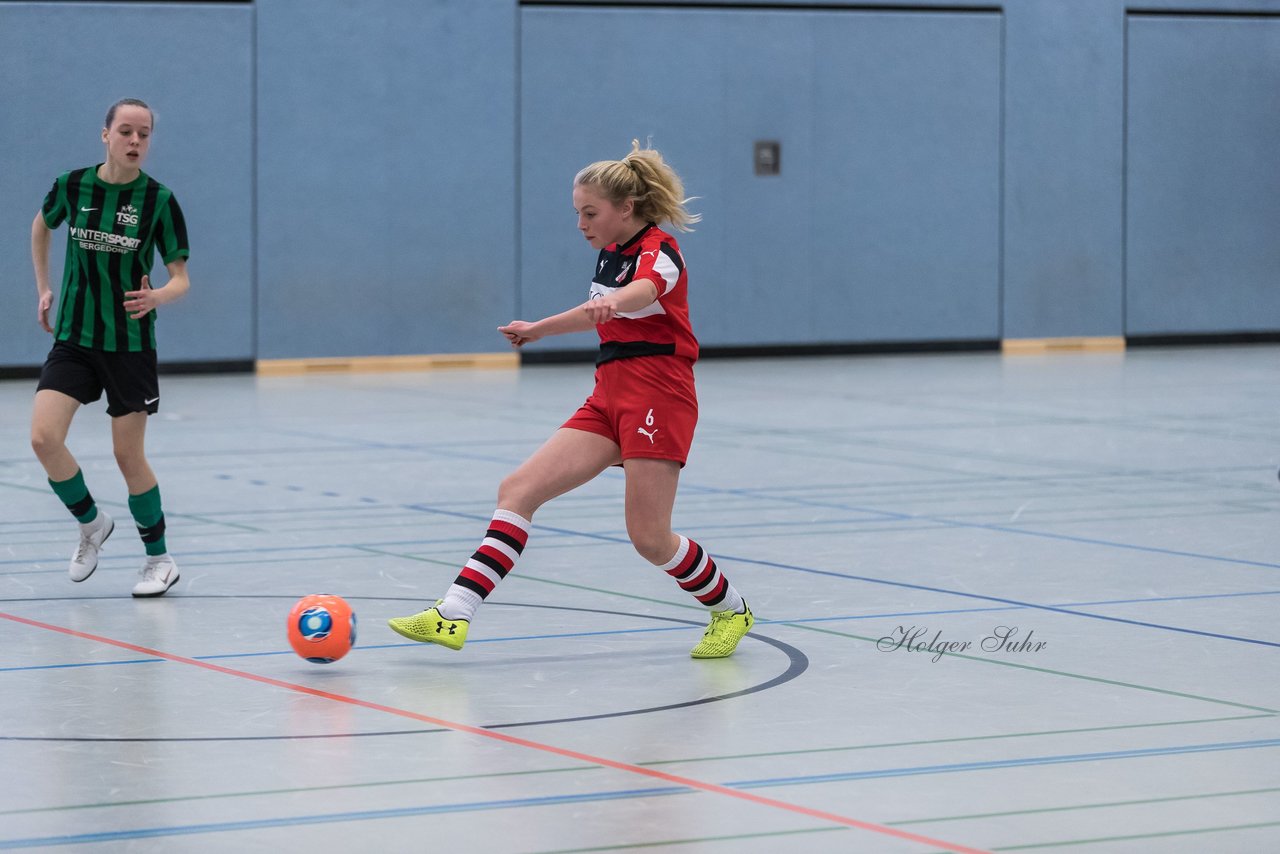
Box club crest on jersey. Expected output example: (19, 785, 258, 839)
(116, 204, 139, 226)
(615, 261, 632, 283)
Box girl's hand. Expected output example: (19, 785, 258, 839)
(499, 320, 540, 348)
(580, 295, 618, 325)
(123, 275, 161, 319)
(37, 291, 54, 333)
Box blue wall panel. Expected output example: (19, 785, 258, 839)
(1125, 14, 1280, 334)
(255, 0, 517, 359)
(519, 7, 1001, 349)
(2, 0, 1276, 372)
(518, 8, 724, 340)
(1002, 0, 1126, 339)
(0, 3, 254, 366)
(810, 12, 1001, 342)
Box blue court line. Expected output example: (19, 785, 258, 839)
(0, 533, 554, 569)
(0, 625, 704, 673)
(6, 491, 1274, 647)
(722, 555, 1280, 650)
(404, 498, 1280, 573)
(698, 485, 1280, 570)
(0, 658, 161, 673)
(2, 739, 1276, 848)
(726, 738, 1280, 788)
(0, 528, 582, 569)
(255, 425, 1277, 566)
(404, 503, 1280, 649)
(0, 541, 371, 568)
(0, 786, 686, 850)
(6, 478, 1269, 569)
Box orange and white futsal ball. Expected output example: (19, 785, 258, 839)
(286, 594, 356, 663)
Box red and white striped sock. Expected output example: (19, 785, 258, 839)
(660, 536, 745, 614)
(439, 509, 531, 621)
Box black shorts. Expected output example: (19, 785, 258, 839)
(37, 341, 160, 417)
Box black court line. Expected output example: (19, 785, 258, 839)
(0, 601, 807, 743)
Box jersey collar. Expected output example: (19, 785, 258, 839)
(612, 222, 656, 254)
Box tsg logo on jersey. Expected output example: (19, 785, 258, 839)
(116, 204, 139, 226)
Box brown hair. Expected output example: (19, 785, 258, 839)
(105, 98, 153, 129)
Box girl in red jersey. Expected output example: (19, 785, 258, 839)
(390, 141, 753, 658)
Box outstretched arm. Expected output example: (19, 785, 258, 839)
(499, 278, 659, 348)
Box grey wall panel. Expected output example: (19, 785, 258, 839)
(255, 0, 517, 360)
(1126, 14, 1280, 335)
(519, 7, 1001, 350)
(0, 3, 254, 367)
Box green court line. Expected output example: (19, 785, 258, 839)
(0, 764, 594, 816)
(0, 481, 264, 534)
(228, 519, 439, 535)
(165, 512, 264, 533)
(514, 572, 708, 612)
(990, 819, 1280, 850)
(783, 623, 1278, 714)
(351, 548, 710, 612)
(6, 714, 1269, 818)
(892, 786, 1280, 825)
(3, 551, 377, 578)
(339, 520, 965, 544)
(10, 537, 1269, 826)
(350, 545, 457, 564)
(527, 825, 846, 853)
(355, 549, 1278, 715)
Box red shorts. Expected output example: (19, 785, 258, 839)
(562, 356, 698, 465)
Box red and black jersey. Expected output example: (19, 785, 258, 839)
(590, 224, 699, 366)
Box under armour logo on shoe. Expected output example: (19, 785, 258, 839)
(636, 427, 658, 444)
(436, 621, 458, 635)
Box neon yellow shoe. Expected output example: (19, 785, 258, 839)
(690, 602, 754, 659)
(387, 600, 468, 650)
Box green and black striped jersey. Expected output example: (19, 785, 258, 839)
(41, 166, 190, 352)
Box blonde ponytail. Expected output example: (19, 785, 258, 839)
(574, 140, 700, 232)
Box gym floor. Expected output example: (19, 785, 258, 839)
(1, 345, 1277, 852)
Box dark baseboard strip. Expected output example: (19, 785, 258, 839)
(700, 339, 1001, 358)
(159, 360, 256, 376)
(521, 2, 1000, 12)
(1127, 332, 1280, 348)
(522, 339, 1001, 365)
(0, 359, 254, 381)
(5, 336, 1273, 378)
(1127, 7, 1280, 20)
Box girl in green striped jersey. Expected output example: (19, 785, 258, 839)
(30, 99, 190, 598)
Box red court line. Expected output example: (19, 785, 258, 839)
(2, 610, 991, 854)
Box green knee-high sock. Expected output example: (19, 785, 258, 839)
(50, 470, 99, 524)
(128, 485, 167, 556)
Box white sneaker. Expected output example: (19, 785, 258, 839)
(70, 512, 114, 582)
(132, 554, 180, 598)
